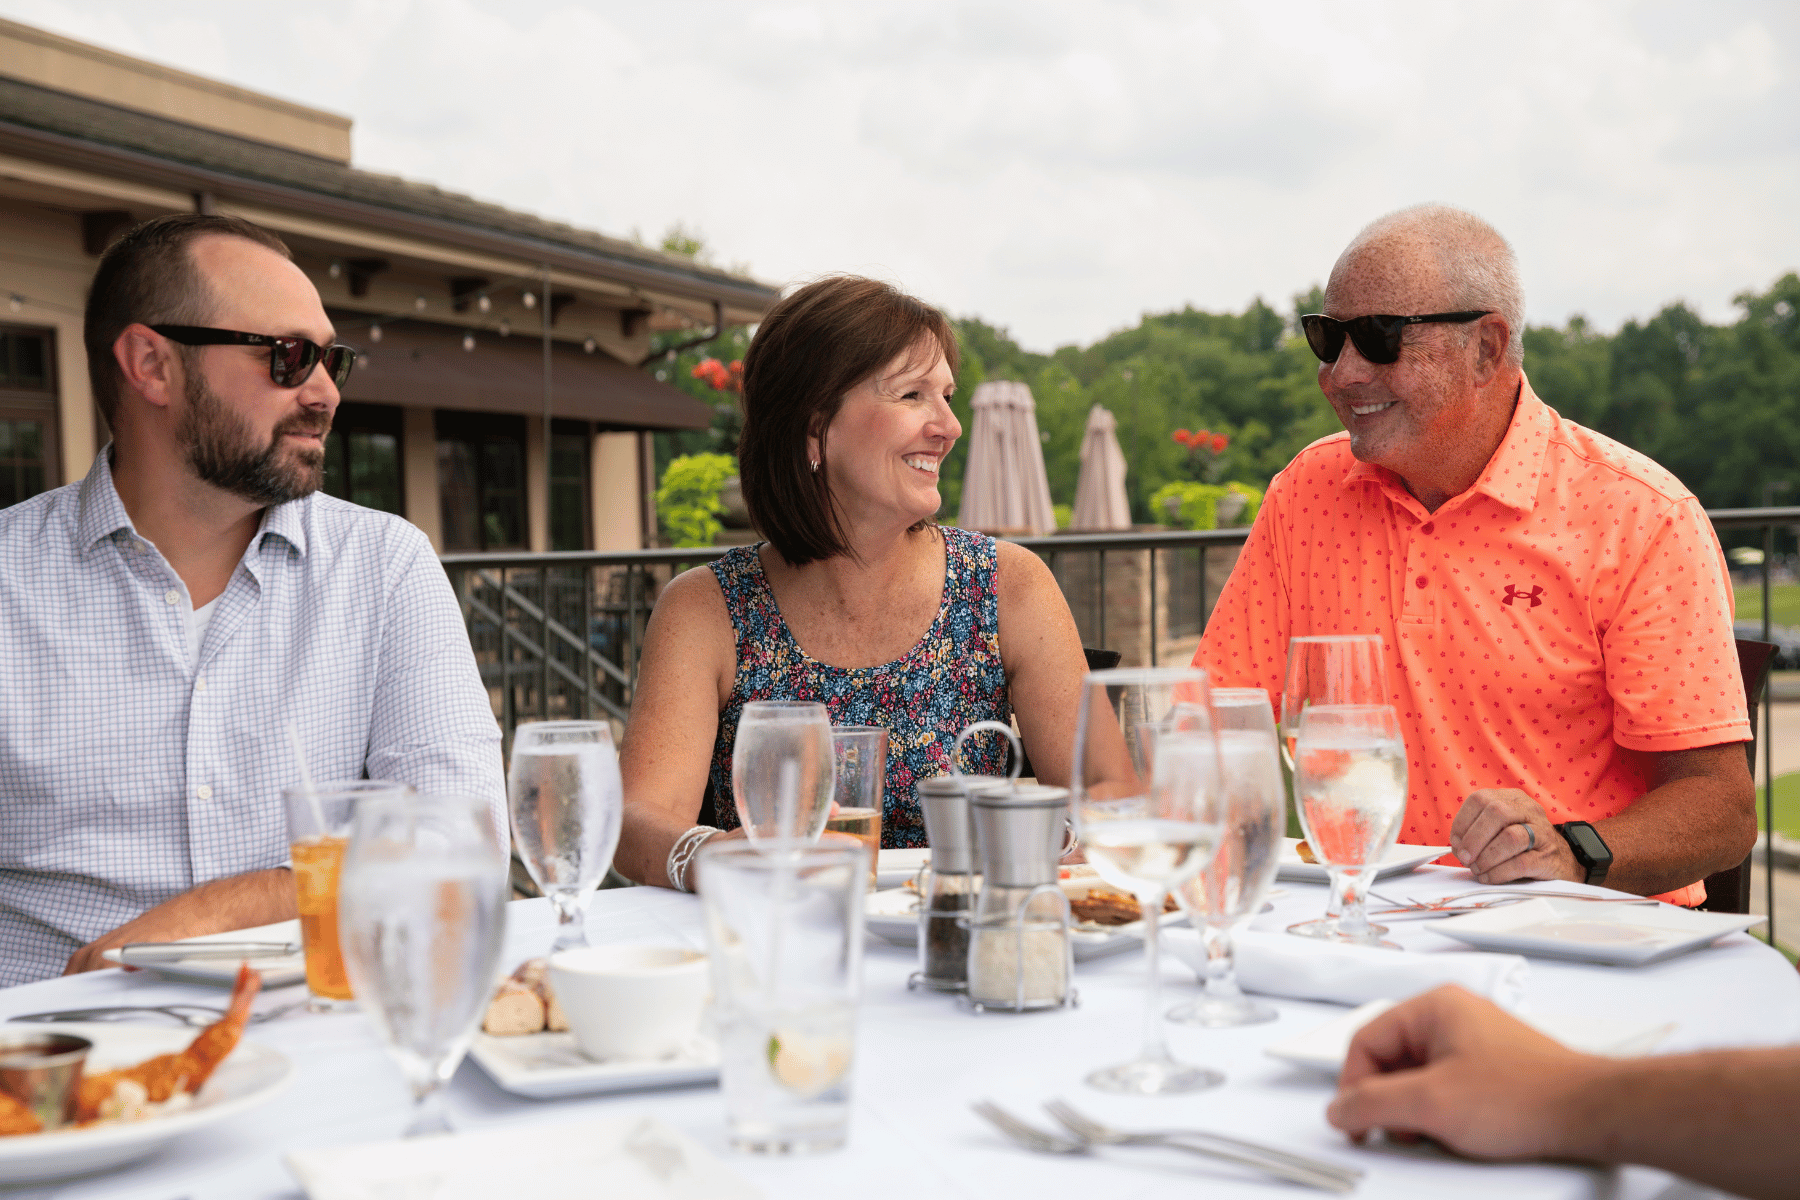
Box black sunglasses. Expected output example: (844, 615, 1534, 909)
(1299, 311, 1492, 365)
(150, 325, 357, 389)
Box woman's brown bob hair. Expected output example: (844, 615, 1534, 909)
(738, 276, 959, 566)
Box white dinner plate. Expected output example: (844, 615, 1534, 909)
(101, 920, 307, 989)
(1275, 840, 1451, 884)
(467, 1032, 718, 1099)
(1265, 998, 1676, 1074)
(1429, 898, 1765, 966)
(0, 1023, 292, 1183)
(863, 888, 1186, 961)
(876, 848, 930, 889)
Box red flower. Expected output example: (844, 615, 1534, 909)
(1173, 429, 1191, 444)
(1211, 433, 1229, 453)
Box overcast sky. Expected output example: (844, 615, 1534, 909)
(4, 0, 1797, 351)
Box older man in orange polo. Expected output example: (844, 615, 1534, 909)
(1196, 204, 1754, 905)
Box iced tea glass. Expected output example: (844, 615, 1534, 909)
(283, 780, 413, 1012)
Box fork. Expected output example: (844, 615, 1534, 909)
(7, 1000, 305, 1027)
(972, 1100, 1359, 1192)
(1044, 1098, 1363, 1192)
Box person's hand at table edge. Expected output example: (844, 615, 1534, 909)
(1447, 789, 1579, 884)
(63, 868, 298, 974)
(1328, 984, 1800, 1200)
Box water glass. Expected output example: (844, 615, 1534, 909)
(338, 792, 510, 1137)
(282, 780, 412, 1012)
(1287, 705, 1407, 948)
(733, 701, 835, 842)
(1071, 666, 1226, 1095)
(697, 839, 868, 1154)
(508, 720, 623, 952)
(1168, 689, 1283, 1027)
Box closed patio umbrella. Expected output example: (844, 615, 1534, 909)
(956, 380, 1056, 535)
(1070, 403, 1131, 531)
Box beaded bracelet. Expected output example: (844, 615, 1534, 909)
(666, 825, 721, 892)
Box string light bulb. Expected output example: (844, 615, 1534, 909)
(477, 294, 491, 313)
(7, 294, 20, 313)
(328, 260, 342, 279)
(357, 355, 370, 370)
(583, 336, 597, 354)
(498, 318, 511, 337)
(369, 324, 383, 343)
(413, 296, 427, 311)
(521, 290, 537, 310)
(462, 332, 475, 352)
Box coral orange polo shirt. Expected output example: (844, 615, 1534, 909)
(1195, 378, 1749, 907)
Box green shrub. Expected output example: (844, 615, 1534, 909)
(657, 453, 736, 547)
(1149, 480, 1265, 530)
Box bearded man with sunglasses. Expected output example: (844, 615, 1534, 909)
(0, 214, 502, 984)
(1197, 204, 1753, 905)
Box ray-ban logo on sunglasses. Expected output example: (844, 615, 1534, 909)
(1502, 584, 1543, 608)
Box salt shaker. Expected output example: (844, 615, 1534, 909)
(964, 782, 1075, 1012)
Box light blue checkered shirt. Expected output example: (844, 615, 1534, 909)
(0, 449, 504, 985)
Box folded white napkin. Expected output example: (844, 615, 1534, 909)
(286, 1114, 759, 1200)
(1164, 928, 1529, 1009)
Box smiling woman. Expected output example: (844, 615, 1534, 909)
(614, 277, 1091, 888)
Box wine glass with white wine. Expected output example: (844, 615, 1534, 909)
(1072, 666, 1227, 1095)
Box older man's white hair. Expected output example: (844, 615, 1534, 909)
(1333, 204, 1525, 368)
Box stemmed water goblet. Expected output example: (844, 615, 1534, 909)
(1286, 704, 1408, 948)
(733, 700, 835, 842)
(1167, 687, 1284, 1027)
(1280, 635, 1388, 938)
(1072, 666, 1228, 1094)
(338, 791, 510, 1137)
(507, 720, 623, 952)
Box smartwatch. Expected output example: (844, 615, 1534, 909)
(1554, 821, 1613, 887)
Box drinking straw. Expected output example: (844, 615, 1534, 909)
(285, 722, 328, 835)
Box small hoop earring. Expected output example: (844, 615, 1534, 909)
(809, 459, 819, 472)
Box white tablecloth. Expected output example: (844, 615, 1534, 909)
(3, 866, 1796, 1199)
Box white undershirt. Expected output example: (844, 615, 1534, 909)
(187, 596, 219, 669)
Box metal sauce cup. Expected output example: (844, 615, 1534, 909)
(0, 1033, 91, 1129)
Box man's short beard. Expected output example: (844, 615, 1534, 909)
(179, 370, 326, 506)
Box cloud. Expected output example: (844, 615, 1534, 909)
(2, 0, 1797, 350)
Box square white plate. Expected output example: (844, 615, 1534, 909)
(876, 848, 930, 889)
(864, 887, 1185, 961)
(467, 1032, 719, 1099)
(1430, 897, 1764, 966)
(1265, 998, 1675, 1074)
(100, 919, 306, 989)
(1275, 840, 1451, 884)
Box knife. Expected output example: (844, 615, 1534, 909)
(117, 941, 301, 963)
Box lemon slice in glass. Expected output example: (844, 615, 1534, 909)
(765, 1031, 852, 1098)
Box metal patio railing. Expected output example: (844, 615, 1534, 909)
(443, 507, 1800, 945)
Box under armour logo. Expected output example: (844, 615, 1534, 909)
(1502, 584, 1543, 608)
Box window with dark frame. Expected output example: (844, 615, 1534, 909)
(321, 402, 404, 515)
(435, 411, 528, 552)
(550, 418, 591, 552)
(0, 326, 58, 511)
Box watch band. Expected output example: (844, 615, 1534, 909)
(1554, 821, 1613, 887)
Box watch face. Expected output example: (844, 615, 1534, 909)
(1564, 822, 1611, 865)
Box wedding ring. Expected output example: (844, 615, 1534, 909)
(1520, 823, 1536, 852)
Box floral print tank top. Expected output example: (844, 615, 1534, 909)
(708, 526, 1013, 847)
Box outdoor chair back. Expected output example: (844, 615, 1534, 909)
(1697, 638, 1779, 914)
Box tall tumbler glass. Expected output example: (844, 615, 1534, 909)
(826, 726, 887, 883)
(1279, 635, 1388, 935)
(733, 701, 835, 842)
(339, 792, 510, 1137)
(697, 839, 868, 1154)
(1168, 688, 1284, 1027)
(508, 720, 623, 952)
(282, 780, 413, 1012)
(1287, 705, 1407, 948)
(1072, 666, 1227, 1095)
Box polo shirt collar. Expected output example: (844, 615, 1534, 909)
(74, 444, 312, 558)
(1340, 374, 1552, 516)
